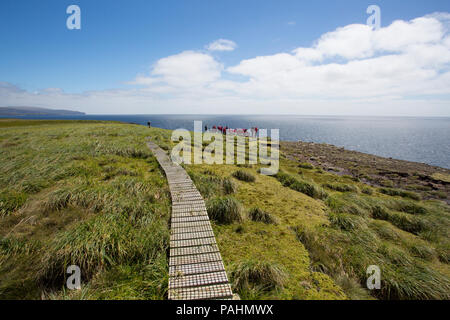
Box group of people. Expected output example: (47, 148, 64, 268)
(204, 125, 259, 137)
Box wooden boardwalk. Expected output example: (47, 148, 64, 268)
(147, 141, 234, 300)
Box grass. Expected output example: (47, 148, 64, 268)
(0, 119, 171, 299)
(222, 178, 237, 195)
(323, 183, 359, 193)
(206, 196, 243, 224)
(379, 188, 421, 201)
(248, 207, 278, 225)
(1, 119, 449, 300)
(431, 172, 450, 183)
(298, 162, 314, 169)
(181, 131, 449, 300)
(232, 170, 256, 182)
(0, 190, 27, 217)
(275, 171, 328, 200)
(229, 260, 288, 298)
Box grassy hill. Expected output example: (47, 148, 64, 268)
(0, 107, 85, 116)
(0, 119, 449, 299)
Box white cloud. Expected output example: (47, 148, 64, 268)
(2, 13, 450, 116)
(132, 51, 223, 89)
(206, 39, 237, 51)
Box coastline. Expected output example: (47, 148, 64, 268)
(282, 140, 450, 203)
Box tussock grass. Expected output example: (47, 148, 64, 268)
(232, 170, 256, 182)
(0, 120, 171, 299)
(374, 209, 430, 235)
(0, 190, 27, 217)
(323, 183, 358, 193)
(37, 213, 168, 286)
(0, 237, 39, 259)
(230, 260, 288, 295)
(379, 188, 421, 201)
(379, 264, 450, 300)
(206, 196, 243, 224)
(389, 200, 427, 215)
(409, 244, 436, 261)
(222, 178, 237, 195)
(326, 194, 370, 217)
(275, 171, 328, 200)
(329, 213, 367, 231)
(435, 245, 450, 264)
(189, 170, 239, 198)
(298, 162, 314, 169)
(369, 220, 401, 241)
(334, 273, 372, 300)
(293, 223, 450, 300)
(188, 170, 223, 199)
(248, 207, 278, 224)
(361, 186, 374, 195)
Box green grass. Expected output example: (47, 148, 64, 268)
(323, 183, 359, 193)
(275, 171, 328, 200)
(1, 119, 449, 300)
(222, 178, 237, 195)
(232, 170, 256, 182)
(181, 131, 449, 300)
(248, 207, 278, 225)
(206, 196, 244, 224)
(379, 188, 421, 201)
(229, 260, 288, 298)
(0, 119, 171, 299)
(298, 162, 314, 169)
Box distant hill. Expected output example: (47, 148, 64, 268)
(0, 106, 85, 116)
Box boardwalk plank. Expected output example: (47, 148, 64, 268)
(170, 237, 217, 248)
(169, 271, 229, 289)
(169, 284, 233, 300)
(147, 140, 234, 300)
(169, 261, 226, 277)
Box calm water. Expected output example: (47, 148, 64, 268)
(6, 114, 450, 169)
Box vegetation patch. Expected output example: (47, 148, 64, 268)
(206, 196, 243, 224)
(298, 162, 314, 169)
(230, 260, 288, 295)
(431, 172, 450, 183)
(0, 120, 171, 299)
(232, 170, 256, 182)
(275, 171, 328, 200)
(322, 183, 358, 193)
(0, 190, 27, 217)
(222, 178, 237, 195)
(379, 188, 421, 201)
(248, 207, 278, 225)
(329, 213, 367, 231)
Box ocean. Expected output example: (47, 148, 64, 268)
(5, 114, 450, 169)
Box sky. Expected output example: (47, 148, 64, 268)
(1, 0, 450, 116)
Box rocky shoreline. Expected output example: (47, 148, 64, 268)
(281, 140, 450, 203)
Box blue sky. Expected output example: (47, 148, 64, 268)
(1, 0, 450, 115)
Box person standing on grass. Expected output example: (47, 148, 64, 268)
(147, 121, 151, 128)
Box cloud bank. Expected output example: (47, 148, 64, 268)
(2, 13, 450, 115)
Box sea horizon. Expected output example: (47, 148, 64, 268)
(4, 114, 449, 169)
